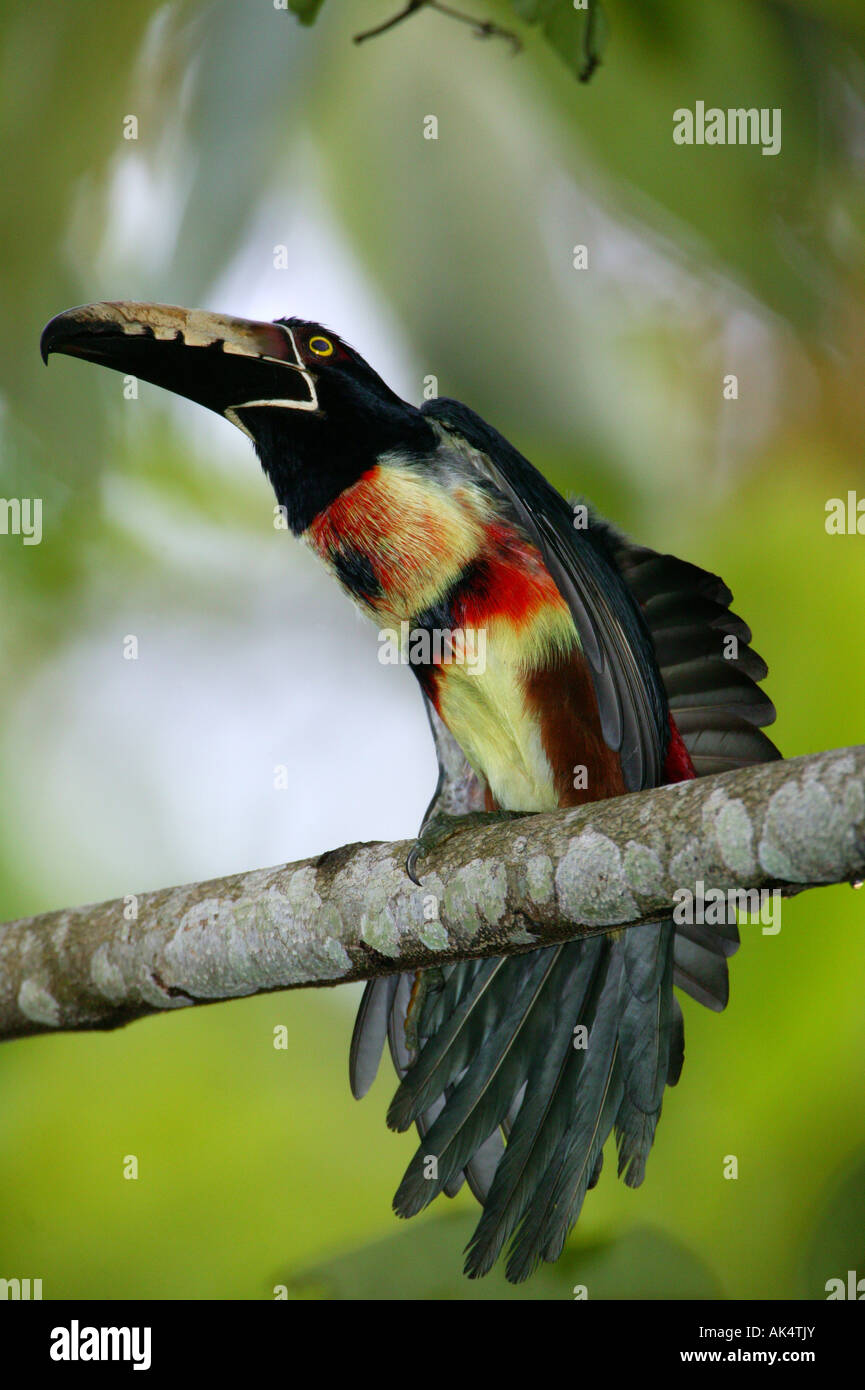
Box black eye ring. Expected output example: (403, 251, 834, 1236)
(308, 335, 334, 357)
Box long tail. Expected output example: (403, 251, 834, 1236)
(350, 924, 682, 1282)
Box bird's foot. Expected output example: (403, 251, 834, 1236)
(405, 809, 522, 885)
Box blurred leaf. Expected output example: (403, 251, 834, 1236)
(801, 1152, 865, 1300)
(780, 0, 865, 34)
(509, 0, 606, 83)
(525, 0, 855, 328)
(509, 0, 559, 18)
(168, 1, 320, 301)
(288, 0, 326, 24)
(286, 1212, 721, 1299)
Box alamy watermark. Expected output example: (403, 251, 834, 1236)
(378, 621, 487, 675)
(825, 492, 865, 534)
(672, 879, 782, 934)
(50, 1321, 151, 1371)
(1, 1276, 42, 1299)
(673, 102, 781, 157)
(826, 1270, 865, 1299)
(0, 497, 42, 545)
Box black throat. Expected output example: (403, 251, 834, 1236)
(248, 401, 438, 534)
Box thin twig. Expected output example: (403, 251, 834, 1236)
(355, 0, 520, 52)
(354, 0, 427, 45)
(432, 2, 520, 51)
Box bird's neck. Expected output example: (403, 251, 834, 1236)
(304, 459, 570, 638)
(304, 457, 631, 813)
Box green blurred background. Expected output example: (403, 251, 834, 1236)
(1, 0, 864, 1299)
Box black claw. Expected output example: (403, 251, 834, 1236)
(406, 843, 426, 885)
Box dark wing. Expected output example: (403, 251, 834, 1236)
(607, 531, 781, 1011)
(610, 537, 781, 774)
(422, 397, 668, 793)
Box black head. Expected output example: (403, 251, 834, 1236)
(41, 302, 436, 532)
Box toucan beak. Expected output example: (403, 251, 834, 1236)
(40, 301, 319, 431)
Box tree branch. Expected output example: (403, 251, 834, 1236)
(1, 746, 863, 1043)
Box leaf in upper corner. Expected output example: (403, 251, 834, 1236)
(507, 0, 607, 82)
(287, 0, 326, 26)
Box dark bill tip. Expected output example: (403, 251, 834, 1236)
(41, 305, 137, 365)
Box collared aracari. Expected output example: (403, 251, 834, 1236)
(41, 301, 781, 1282)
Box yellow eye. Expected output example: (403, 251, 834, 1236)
(308, 335, 334, 357)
